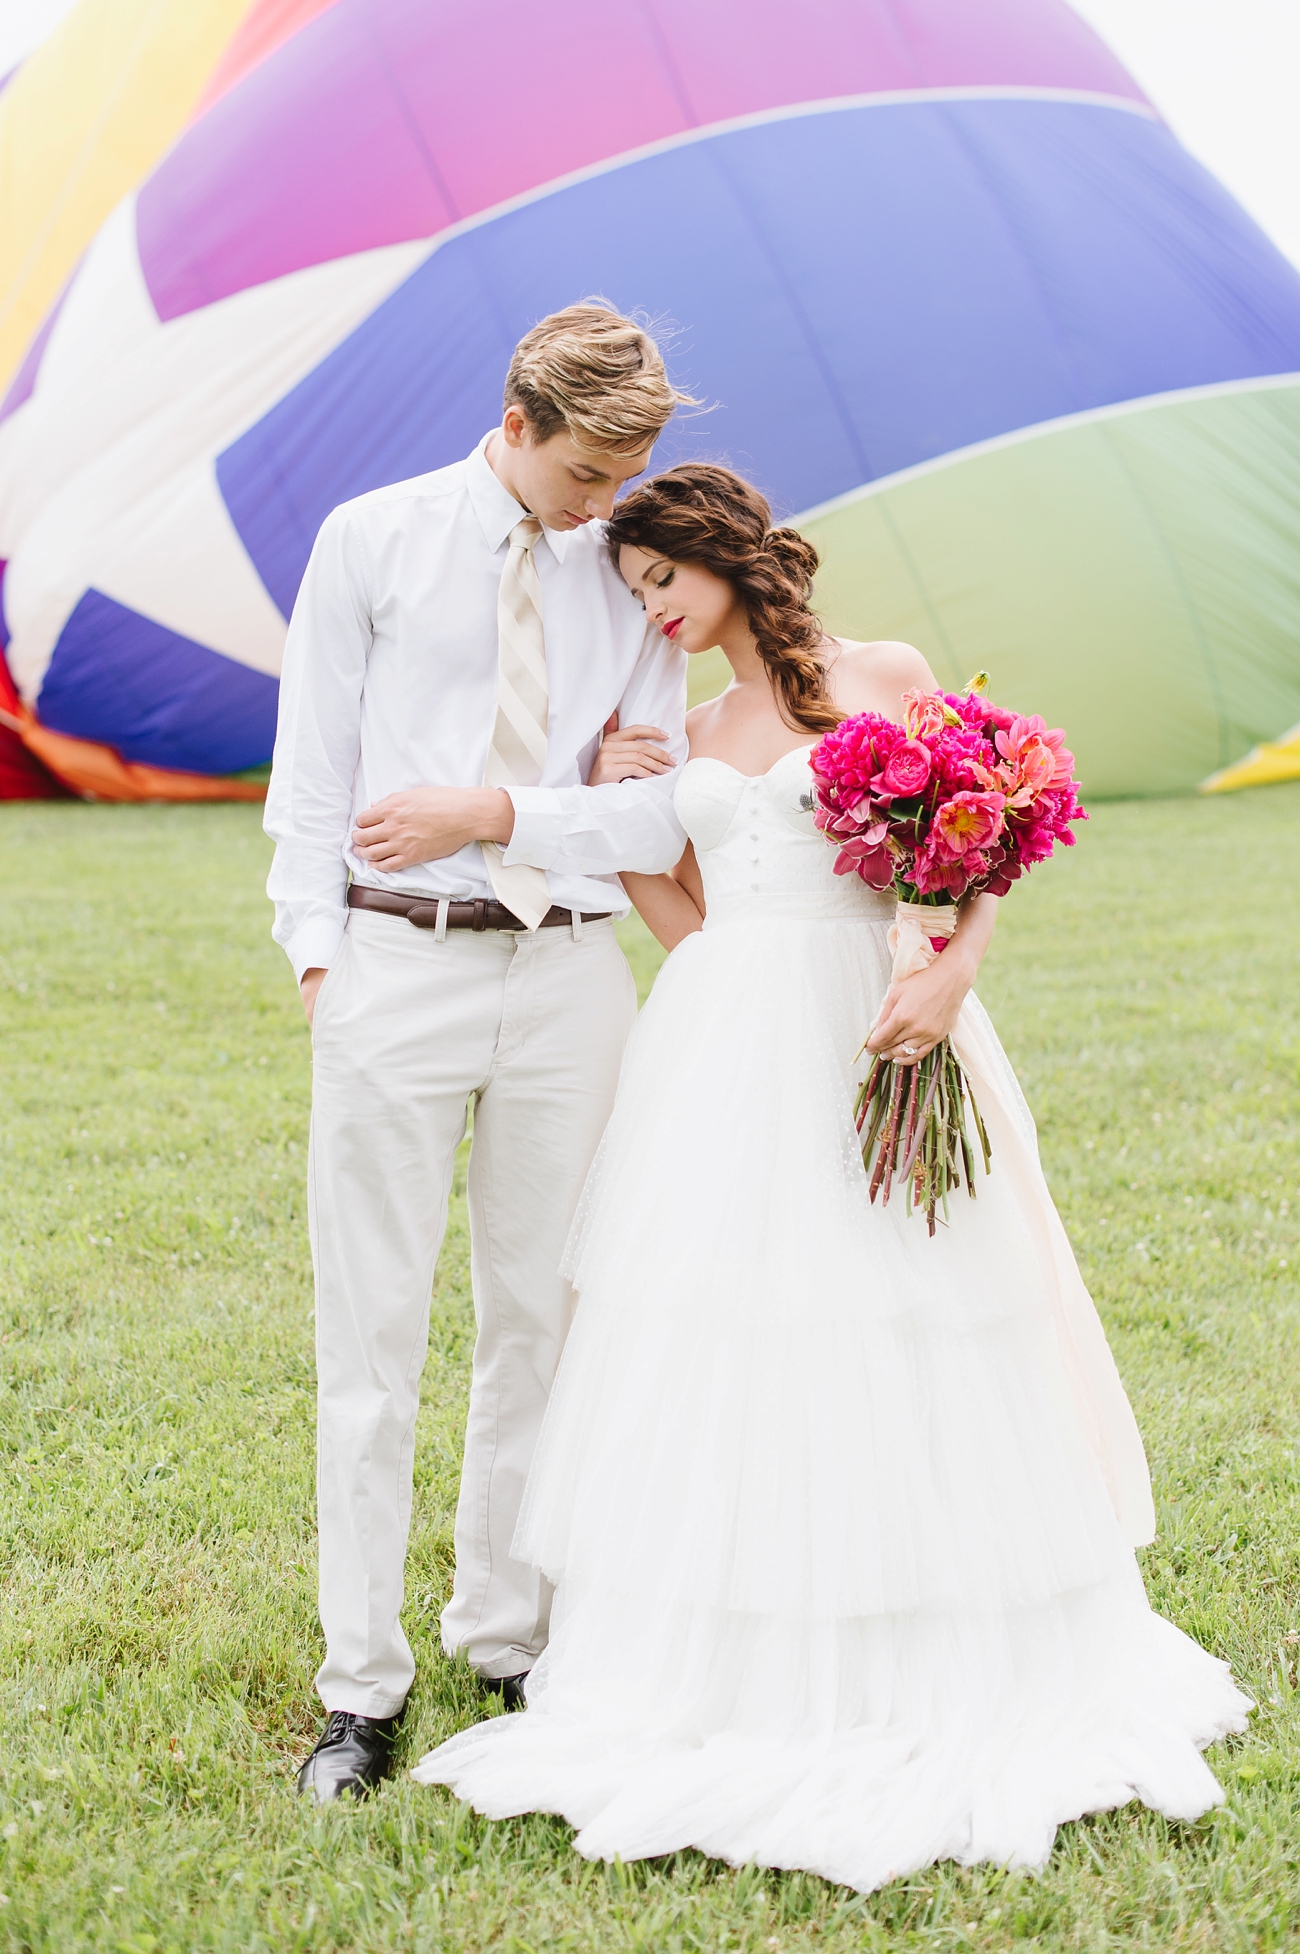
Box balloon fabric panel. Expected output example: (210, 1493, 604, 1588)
(0, 285, 70, 422)
(0, 618, 66, 798)
(135, 0, 1148, 320)
(0, 0, 256, 390)
(2, 0, 1296, 799)
(35, 590, 279, 774)
(0, 193, 426, 707)
(217, 100, 1300, 623)
(807, 382, 1300, 797)
(190, 0, 343, 117)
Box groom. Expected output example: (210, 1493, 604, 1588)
(264, 302, 691, 1802)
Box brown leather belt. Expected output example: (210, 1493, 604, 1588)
(347, 884, 613, 932)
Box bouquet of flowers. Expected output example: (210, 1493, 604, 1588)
(806, 676, 1085, 1233)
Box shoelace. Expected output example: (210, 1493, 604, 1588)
(320, 1712, 393, 1748)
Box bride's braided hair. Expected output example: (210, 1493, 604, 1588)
(604, 464, 842, 734)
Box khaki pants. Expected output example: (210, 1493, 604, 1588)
(308, 908, 636, 1716)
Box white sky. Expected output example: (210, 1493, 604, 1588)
(1, 0, 1297, 266)
(1069, 0, 1300, 268)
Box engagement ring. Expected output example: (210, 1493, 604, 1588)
(902, 1044, 917, 1056)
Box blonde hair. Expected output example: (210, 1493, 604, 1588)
(503, 300, 696, 457)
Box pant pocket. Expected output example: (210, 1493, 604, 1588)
(309, 927, 352, 1049)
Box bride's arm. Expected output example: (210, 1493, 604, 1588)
(622, 842, 706, 952)
(867, 892, 999, 1064)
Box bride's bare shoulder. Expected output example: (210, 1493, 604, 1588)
(684, 695, 728, 752)
(825, 638, 939, 714)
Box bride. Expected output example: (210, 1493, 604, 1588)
(414, 464, 1249, 1891)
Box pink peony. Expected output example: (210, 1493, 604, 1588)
(933, 790, 1005, 857)
(1006, 783, 1086, 864)
(953, 692, 990, 730)
(971, 698, 1017, 733)
(909, 835, 980, 898)
(811, 713, 904, 805)
(929, 722, 988, 793)
(878, 738, 932, 796)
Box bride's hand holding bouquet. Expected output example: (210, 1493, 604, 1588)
(807, 676, 1085, 1232)
(865, 897, 993, 1064)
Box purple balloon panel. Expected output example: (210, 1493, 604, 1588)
(138, 0, 1149, 318)
(0, 280, 73, 424)
(36, 590, 279, 773)
(217, 99, 1300, 622)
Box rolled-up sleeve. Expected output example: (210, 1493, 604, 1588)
(264, 508, 373, 980)
(503, 626, 689, 878)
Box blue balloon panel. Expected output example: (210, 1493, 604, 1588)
(36, 590, 280, 773)
(219, 96, 1300, 620)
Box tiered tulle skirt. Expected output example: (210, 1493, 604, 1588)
(414, 912, 1249, 1890)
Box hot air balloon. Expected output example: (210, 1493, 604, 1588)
(1, 0, 1298, 801)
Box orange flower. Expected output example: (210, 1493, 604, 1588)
(901, 686, 962, 740)
(994, 715, 1075, 804)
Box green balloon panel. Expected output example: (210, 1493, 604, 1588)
(803, 382, 1300, 799)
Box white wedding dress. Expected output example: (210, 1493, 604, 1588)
(414, 747, 1249, 1890)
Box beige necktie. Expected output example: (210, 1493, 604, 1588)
(482, 516, 553, 929)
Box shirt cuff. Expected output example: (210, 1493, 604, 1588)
(501, 786, 565, 870)
(284, 914, 346, 984)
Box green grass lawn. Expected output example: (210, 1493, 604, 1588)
(1, 785, 1298, 1953)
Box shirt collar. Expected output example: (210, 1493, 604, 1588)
(466, 430, 573, 563)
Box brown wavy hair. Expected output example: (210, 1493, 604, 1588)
(604, 464, 841, 733)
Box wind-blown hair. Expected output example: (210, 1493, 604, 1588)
(604, 464, 840, 733)
(504, 300, 697, 457)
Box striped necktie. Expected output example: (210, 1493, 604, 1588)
(481, 516, 553, 929)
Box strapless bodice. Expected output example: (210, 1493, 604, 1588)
(673, 745, 895, 927)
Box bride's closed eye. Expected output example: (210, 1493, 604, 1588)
(631, 569, 676, 610)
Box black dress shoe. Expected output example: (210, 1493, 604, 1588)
(296, 1710, 403, 1803)
(481, 1671, 530, 1711)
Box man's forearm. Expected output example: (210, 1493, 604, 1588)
(351, 775, 688, 883)
(351, 787, 514, 873)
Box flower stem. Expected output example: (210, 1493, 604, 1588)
(870, 1063, 907, 1205)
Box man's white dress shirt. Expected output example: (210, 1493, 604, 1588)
(265, 434, 689, 979)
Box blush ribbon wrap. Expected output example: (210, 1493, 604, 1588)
(875, 898, 1156, 1546)
(887, 899, 958, 983)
